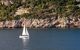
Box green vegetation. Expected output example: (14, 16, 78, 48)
(0, 0, 80, 20)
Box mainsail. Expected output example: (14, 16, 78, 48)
(22, 25, 26, 35)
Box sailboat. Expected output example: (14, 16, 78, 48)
(19, 25, 29, 39)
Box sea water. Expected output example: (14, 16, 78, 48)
(0, 28, 80, 50)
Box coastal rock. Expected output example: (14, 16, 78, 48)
(0, 0, 13, 6)
(4, 20, 16, 28)
(42, 19, 50, 28)
(31, 19, 39, 28)
(73, 21, 80, 28)
(0, 21, 4, 28)
(55, 18, 66, 28)
(5, 21, 9, 28)
(38, 19, 44, 27)
(0, 17, 80, 28)
(25, 19, 32, 28)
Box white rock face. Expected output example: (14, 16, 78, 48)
(0, 0, 13, 6)
(0, 22, 3, 28)
(15, 8, 30, 16)
(22, 0, 26, 3)
(76, 0, 80, 2)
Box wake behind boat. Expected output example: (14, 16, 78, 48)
(19, 25, 29, 39)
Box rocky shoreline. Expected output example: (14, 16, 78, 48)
(0, 17, 80, 29)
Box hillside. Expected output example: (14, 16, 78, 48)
(0, 0, 80, 28)
(0, 0, 80, 20)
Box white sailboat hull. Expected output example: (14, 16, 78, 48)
(19, 35, 29, 39)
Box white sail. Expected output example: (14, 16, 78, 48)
(22, 25, 26, 35)
(26, 28, 29, 36)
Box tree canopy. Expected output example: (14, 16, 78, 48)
(0, 0, 80, 21)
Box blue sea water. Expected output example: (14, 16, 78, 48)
(0, 28, 80, 50)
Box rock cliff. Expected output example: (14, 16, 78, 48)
(0, 17, 80, 28)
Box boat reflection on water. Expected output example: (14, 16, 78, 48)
(21, 38, 29, 50)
